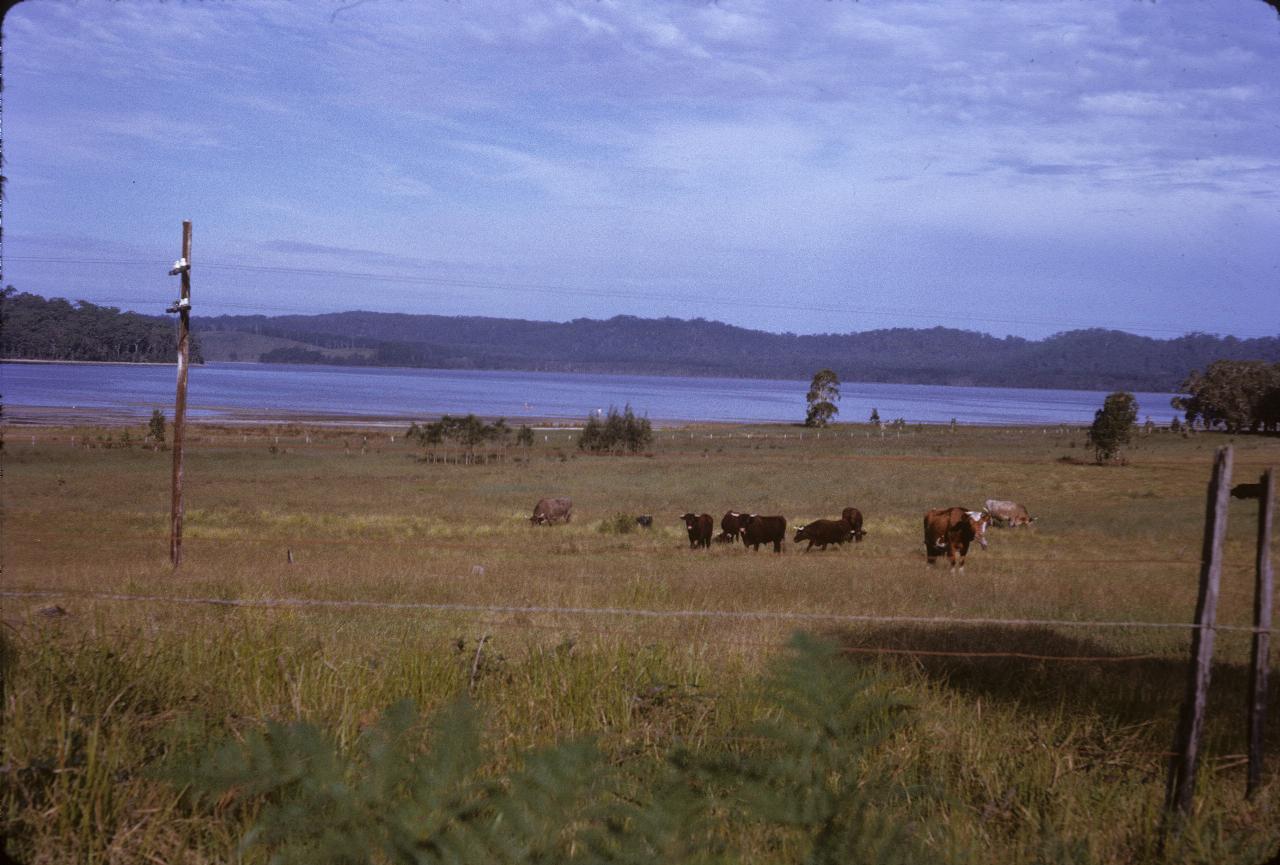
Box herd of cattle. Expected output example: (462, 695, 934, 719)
(529, 496, 1036, 571)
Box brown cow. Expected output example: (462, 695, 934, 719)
(793, 518, 853, 551)
(840, 507, 868, 543)
(923, 507, 991, 572)
(720, 510, 749, 542)
(680, 512, 714, 549)
(742, 514, 787, 553)
(530, 496, 573, 525)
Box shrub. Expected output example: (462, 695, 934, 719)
(596, 512, 636, 535)
(1087, 391, 1138, 464)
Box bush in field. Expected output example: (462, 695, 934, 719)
(1088, 391, 1138, 464)
(597, 512, 636, 535)
(578, 405, 651, 454)
(516, 424, 534, 447)
(169, 633, 924, 865)
(148, 409, 166, 446)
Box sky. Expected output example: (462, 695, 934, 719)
(3, 0, 1279, 340)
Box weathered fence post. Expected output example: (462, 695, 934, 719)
(167, 220, 192, 569)
(1246, 468, 1274, 798)
(1164, 446, 1233, 824)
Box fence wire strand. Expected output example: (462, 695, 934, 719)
(3, 588, 1272, 636)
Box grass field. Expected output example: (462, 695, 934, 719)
(3, 419, 1279, 863)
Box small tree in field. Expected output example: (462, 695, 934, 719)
(578, 405, 651, 454)
(1088, 391, 1138, 464)
(516, 424, 534, 447)
(805, 369, 840, 428)
(148, 409, 166, 449)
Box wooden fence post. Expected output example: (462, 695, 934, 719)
(168, 220, 192, 569)
(1247, 468, 1274, 798)
(1164, 446, 1233, 823)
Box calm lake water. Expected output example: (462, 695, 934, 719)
(1, 361, 1179, 426)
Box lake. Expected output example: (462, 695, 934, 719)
(0, 361, 1179, 426)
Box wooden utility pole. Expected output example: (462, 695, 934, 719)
(168, 221, 192, 568)
(1164, 446, 1232, 823)
(1244, 468, 1274, 798)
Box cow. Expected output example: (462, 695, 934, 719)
(720, 510, 749, 542)
(923, 507, 991, 572)
(793, 518, 854, 551)
(529, 496, 573, 525)
(680, 512, 714, 549)
(984, 499, 1035, 528)
(713, 531, 737, 544)
(635, 514, 654, 529)
(840, 507, 868, 543)
(742, 514, 787, 553)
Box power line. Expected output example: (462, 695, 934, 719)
(6, 255, 1261, 338)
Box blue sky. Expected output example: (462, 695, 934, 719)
(4, 0, 1279, 339)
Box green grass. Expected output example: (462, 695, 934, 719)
(2, 421, 1279, 863)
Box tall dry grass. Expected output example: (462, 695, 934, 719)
(3, 420, 1278, 863)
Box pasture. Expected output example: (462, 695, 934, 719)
(2, 420, 1279, 863)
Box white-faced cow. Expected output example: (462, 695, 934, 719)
(984, 499, 1035, 528)
(680, 512, 714, 549)
(530, 496, 573, 525)
(923, 507, 991, 572)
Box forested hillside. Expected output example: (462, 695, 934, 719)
(1, 289, 202, 363)
(5, 288, 1275, 390)
(196, 309, 1280, 391)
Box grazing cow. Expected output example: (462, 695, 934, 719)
(713, 531, 737, 544)
(793, 518, 854, 551)
(840, 507, 868, 543)
(923, 507, 991, 572)
(635, 514, 654, 529)
(680, 512, 714, 549)
(529, 496, 573, 525)
(984, 499, 1035, 528)
(742, 514, 787, 553)
(720, 510, 749, 542)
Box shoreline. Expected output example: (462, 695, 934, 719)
(0, 405, 739, 431)
(1, 404, 1081, 432)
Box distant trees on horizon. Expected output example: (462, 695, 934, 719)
(1, 288, 203, 364)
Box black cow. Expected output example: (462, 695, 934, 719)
(742, 514, 787, 553)
(635, 515, 654, 529)
(680, 512, 714, 549)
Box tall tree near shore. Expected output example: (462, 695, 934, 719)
(805, 369, 841, 428)
(1088, 391, 1139, 464)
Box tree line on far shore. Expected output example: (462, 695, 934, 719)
(0, 288, 203, 364)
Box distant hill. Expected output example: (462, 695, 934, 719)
(193, 309, 1280, 392)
